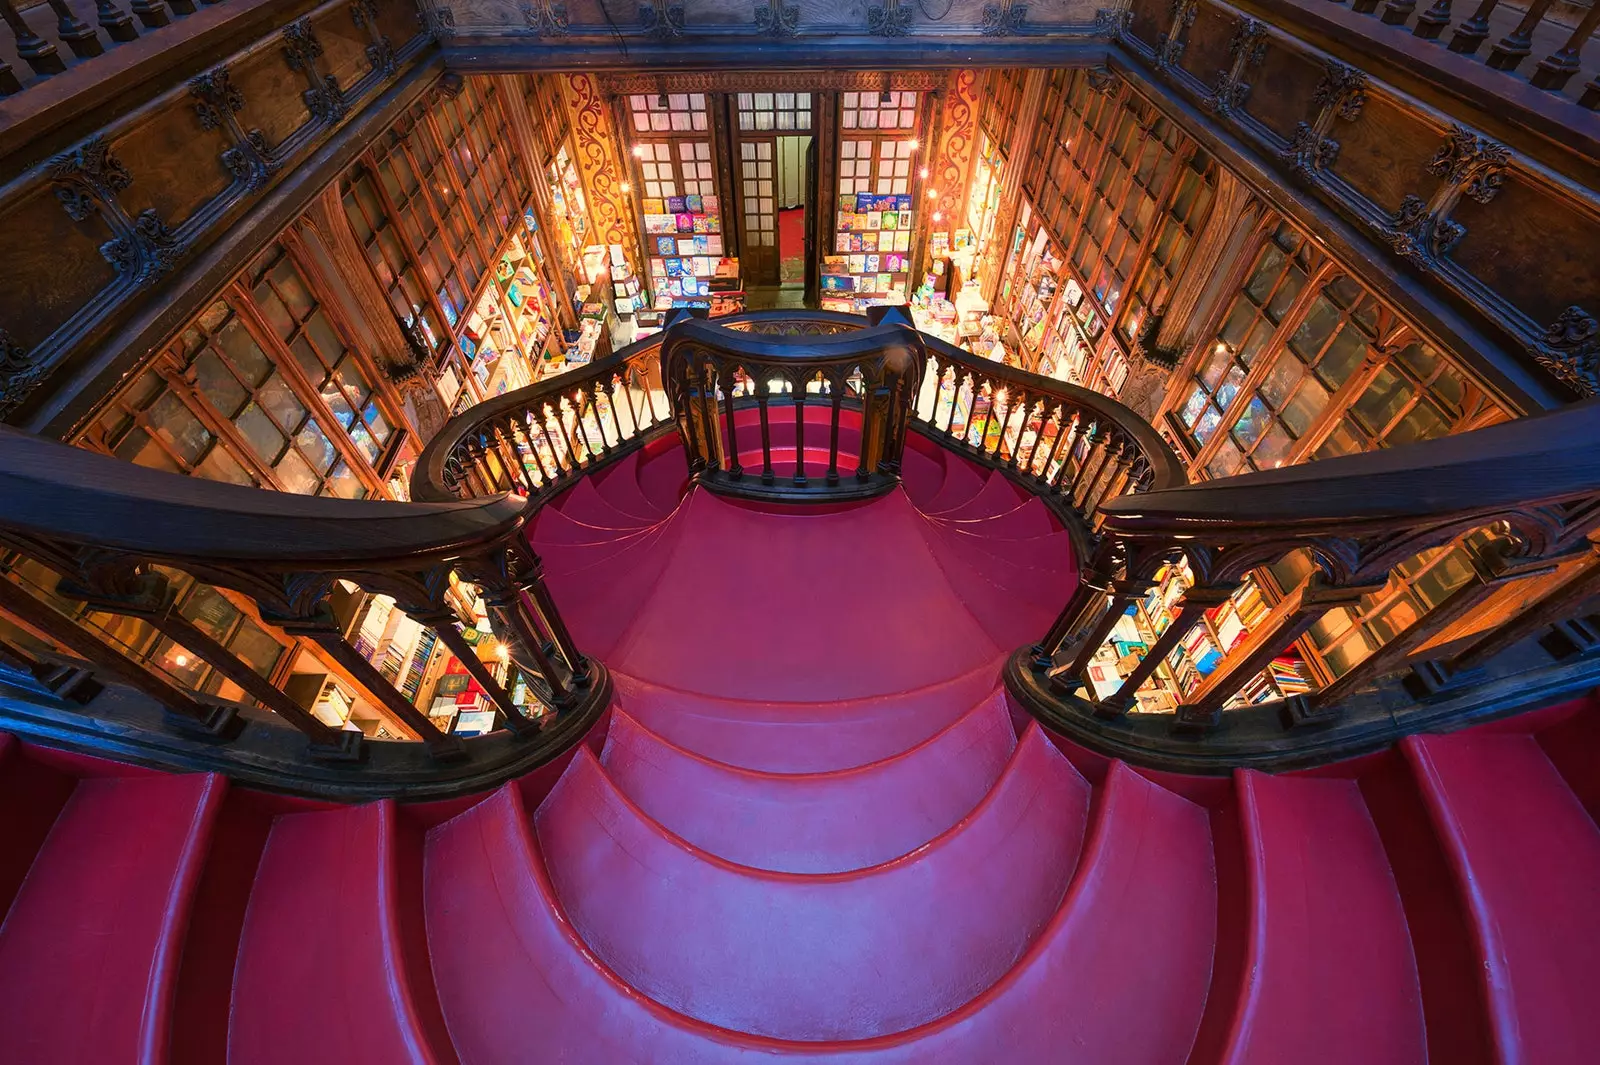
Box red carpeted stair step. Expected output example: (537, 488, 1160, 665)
(635, 440, 691, 515)
(0, 769, 225, 1064)
(229, 801, 454, 1065)
(1404, 729, 1600, 1065)
(1534, 692, 1600, 827)
(552, 476, 659, 533)
(1210, 770, 1426, 1065)
(920, 452, 988, 515)
(0, 735, 77, 923)
(543, 515, 688, 660)
(932, 492, 1060, 540)
(598, 691, 1017, 873)
(534, 726, 1089, 1041)
(529, 502, 664, 549)
(612, 668, 1005, 773)
(929, 471, 1030, 523)
(595, 452, 671, 523)
(898, 444, 948, 507)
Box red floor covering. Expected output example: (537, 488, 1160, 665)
(1, 424, 1598, 1063)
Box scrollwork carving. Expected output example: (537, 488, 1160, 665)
(753, 0, 798, 36)
(1312, 61, 1367, 121)
(521, 0, 570, 35)
(1092, 7, 1133, 37)
(50, 136, 184, 287)
(1155, 0, 1198, 72)
(0, 328, 47, 420)
(420, 4, 456, 39)
(1085, 66, 1118, 96)
(639, 1, 685, 38)
(867, 0, 913, 37)
(1427, 125, 1510, 205)
(190, 64, 275, 193)
(189, 69, 244, 130)
(982, 0, 1028, 36)
(282, 18, 347, 125)
(1213, 17, 1268, 116)
(1378, 124, 1510, 272)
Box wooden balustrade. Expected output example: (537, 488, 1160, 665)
(1028, 398, 1600, 732)
(1319, 0, 1600, 106)
(0, 0, 218, 95)
(658, 307, 925, 502)
(0, 422, 605, 765)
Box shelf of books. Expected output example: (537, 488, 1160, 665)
(461, 229, 561, 399)
(822, 191, 915, 313)
(1003, 231, 1063, 358)
(643, 192, 730, 314)
(1083, 559, 1312, 713)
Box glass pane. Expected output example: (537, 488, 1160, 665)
(234, 405, 285, 464)
(350, 422, 380, 464)
(1317, 326, 1369, 389)
(294, 418, 338, 474)
(272, 260, 316, 320)
(193, 352, 248, 417)
(1289, 296, 1339, 360)
(1232, 397, 1271, 449)
(1353, 367, 1415, 434)
(1216, 364, 1247, 409)
(146, 393, 212, 465)
(1252, 423, 1294, 468)
(258, 375, 306, 430)
(1265, 268, 1306, 323)
(274, 447, 319, 494)
(228, 620, 284, 678)
(179, 585, 242, 639)
(1260, 358, 1303, 409)
(194, 446, 254, 486)
(1282, 377, 1330, 436)
(326, 461, 367, 499)
(1245, 246, 1285, 305)
(253, 283, 296, 339)
(217, 318, 272, 385)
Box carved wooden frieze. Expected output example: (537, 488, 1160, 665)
(49, 135, 183, 287)
(1156, 0, 1198, 72)
(754, 0, 799, 36)
(1380, 125, 1509, 266)
(521, 0, 571, 35)
(0, 328, 44, 420)
(931, 71, 979, 223)
(190, 67, 276, 193)
(640, 1, 686, 38)
(982, 0, 1029, 36)
(1212, 16, 1266, 116)
(351, 0, 399, 76)
(1283, 60, 1365, 180)
(282, 18, 348, 126)
(867, 0, 914, 37)
(1528, 306, 1599, 397)
(602, 70, 947, 93)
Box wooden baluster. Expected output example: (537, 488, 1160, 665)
(757, 379, 775, 485)
(1031, 537, 1120, 668)
(1530, 2, 1600, 90)
(1058, 573, 1156, 693)
(1381, 0, 1418, 26)
(45, 0, 103, 57)
(1175, 573, 1386, 732)
(604, 378, 627, 447)
(0, 635, 101, 705)
(0, 1, 66, 76)
(1068, 424, 1111, 509)
(974, 382, 997, 455)
(943, 369, 966, 439)
(720, 368, 742, 481)
(95, 1, 139, 44)
(1449, 0, 1500, 52)
(511, 417, 552, 485)
(1023, 402, 1055, 480)
(1096, 585, 1236, 716)
(0, 54, 19, 94)
(492, 424, 531, 494)
(793, 372, 808, 487)
(1090, 439, 1137, 520)
(307, 629, 466, 758)
(1351, 0, 1382, 14)
(464, 550, 574, 707)
(567, 393, 597, 466)
(1487, 0, 1555, 69)
(457, 443, 491, 497)
(0, 574, 239, 736)
(1413, 0, 1454, 38)
(168, 0, 196, 13)
(1437, 542, 1600, 674)
(515, 546, 591, 685)
(1006, 396, 1034, 471)
(827, 369, 844, 487)
(424, 615, 543, 736)
(1041, 410, 1075, 489)
(534, 404, 567, 479)
(1581, 74, 1599, 109)
(128, 0, 171, 29)
(1313, 538, 1554, 709)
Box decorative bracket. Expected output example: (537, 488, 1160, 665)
(49, 135, 182, 287)
(640, 2, 686, 38)
(1284, 60, 1366, 180)
(420, 3, 457, 40)
(1381, 124, 1509, 268)
(350, 0, 398, 77)
(0, 327, 47, 420)
(1527, 306, 1599, 397)
(190, 67, 276, 194)
(1213, 17, 1268, 116)
(520, 0, 570, 36)
(867, 0, 913, 37)
(982, 0, 1028, 36)
(1092, 7, 1133, 38)
(1085, 65, 1118, 96)
(753, 0, 798, 37)
(282, 18, 347, 125)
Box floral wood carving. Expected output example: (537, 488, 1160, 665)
(640, 2, 686, 38)
(1528, 306, 1599, 397)
(1085, 66, 1118, 96)
(1092, 7, 1133, 37)
(0, 328, 47, 420)
(49, 136, 183, 286)
(350, 0, 397, 76)
(982, 0, 1028, 36)
(754, 0, 798, 36)
(420, 4, 456, 39)
(1213, 17, 1268, 116)
(521, 0, 570, 35)
(1380, 124, 1509, 268)
(1156, 0, 1198, 72)
(282, 18, 347, 125)
(867, 0, 913, 37)
(190, 67, 276, 193)
(1284, 61, 1366, 180)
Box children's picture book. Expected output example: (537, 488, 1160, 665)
(685, 194, 704, 213)
(862, 231, 878, 251)
(703, 195, 720, 211)
(655, 236, 677, 255)
(667, 196, 688, 213)
(675, 213, 695, 233)
(643, 199, 665, 215)
(678, 237, 698, 256)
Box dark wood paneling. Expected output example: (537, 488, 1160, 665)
(111, 109, 235, 232)
(231, 46, 315, 152)
(1127, 0, 1169, 50)
(1452, 176, 1600, 332)
(1328, 94, 1438, 217)
(316, 10, 375, 94)
(1177, 6, 1236, 92)
(1244, 42, 1317, 144)
(0, 188, 119, 350)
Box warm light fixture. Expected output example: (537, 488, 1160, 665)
(907, 138, 919, 150)
(919, 168, 930, 179)
(632, 145, 647, 157)
(933, 211, 944, 221)
(173, 654, 188, 667)
(621, 182, 633, 193)
(925, 189, 937, 199)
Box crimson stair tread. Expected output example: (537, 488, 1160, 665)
(547, 515, 688, 660)
(530, 502, 666, 548)
(595, 454, 670, 523)
(611, 665, 1004, 773)
(898, 446, 947, 508)
(0, 771, 224, 1065)
(1214, 771, 1426, 1065)
(607, 490, 1002, 703)
(931, 472, 1031, 524)
(0, 734, 77, 923)
(553, 476, 660, 532)
(599, 692, 1017, 873)
(921, 453, 988, 515)
(931, 494, 1060, 540)
(535, 727, 1088, 1041)
(1405, 730, 1600, 1065)
(636, 443, 691, 515)
(229, 801, 453, 1065)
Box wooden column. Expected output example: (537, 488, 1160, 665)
(1096, 584, 1235, 716)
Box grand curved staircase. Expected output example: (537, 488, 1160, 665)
(1, 417, 1599, 1064)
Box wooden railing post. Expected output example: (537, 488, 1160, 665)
(1433, 541, 1600, 676)
(1530, 3, 1600, 91)
(461, 545, 577, 708)
(1095, 583, 1236, 717)
(1031, 537, 1120, 669)
(0, 635, 102, 705)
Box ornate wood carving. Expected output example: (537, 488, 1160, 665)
(282, 17, 347, 126)
(520, 0, 570, 36)
(1284, 60, 1365, 179)
(0, 327, 45, 420)
(48, 135, 182, 286)
(1093, 7, 1134, 37)
(867, 0, 913, 37)
(1528, 306, 1599, 397)
(420, 2, 456, 39)
(189, 66, 275, 193)
(350, 0, 397, 77)
(1213, 16, 1268, 116)
(1085, 66, 1118, 96)
(639, 1, 685, 38)
(982, 0, 1028, 37)
(753, 0, 798, 37)
(1156, 0, 1198, 72)
(1381, 124, 1509, 266)
(601, 70, 945, 94)
(931, 71, 978, 226)
(562, 73, 639, 254)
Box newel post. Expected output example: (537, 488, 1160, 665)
(460, 543, 581, 707)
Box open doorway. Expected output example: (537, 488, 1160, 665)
(776, 135, 811, 289)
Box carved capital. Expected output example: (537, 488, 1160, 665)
(420, 4, 456, 39)
(1312, 60, 1367, 121)
(753, 0, 798, 36)
(1092, 7, 1133, 37)
(521, 0, 570, 35)
(189, 68, 244, 130)
(1428, 124, 1510, 204)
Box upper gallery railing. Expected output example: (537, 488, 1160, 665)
(0, 423, 600, 770)
(1022, 397, 1600, 736)
(659, 308, 925, 502)
(0, 0, 233, 96)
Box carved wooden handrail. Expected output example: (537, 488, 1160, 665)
(659, 307, 925, 502)
(1023, 397, 1600, 732)
(0, 424, 605, 766)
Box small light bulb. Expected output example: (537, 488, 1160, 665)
(933, 211, 944, 221)
(926, 188, 937, 199)
(907, 139, 919, 150)
(620, 182, 632, 193)
(919, 168, 930, 179)
(173, 654, 188, 667)
(632, 145, 647, 158)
